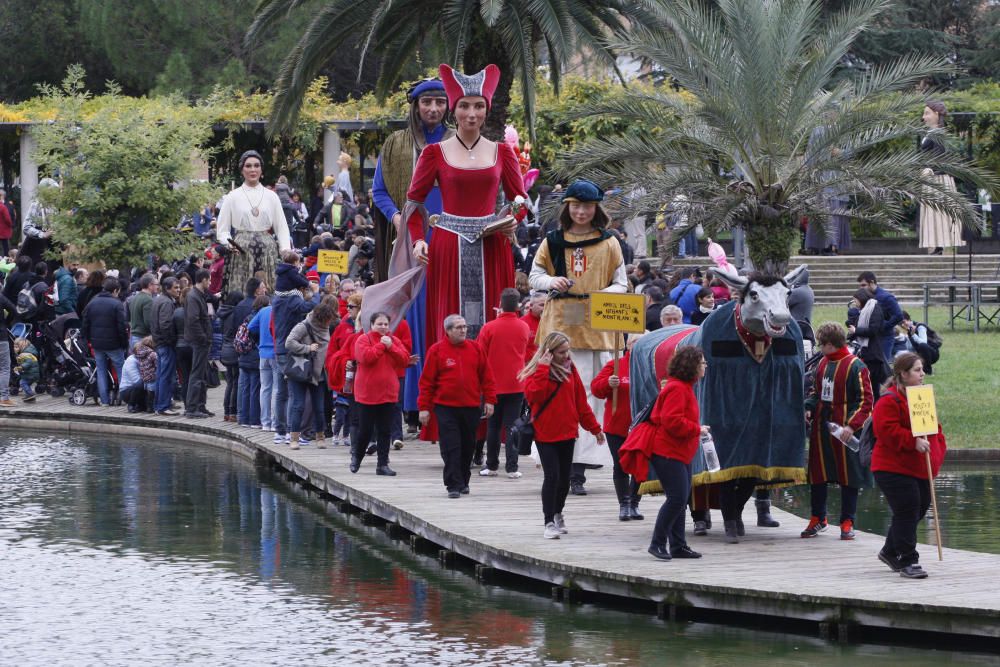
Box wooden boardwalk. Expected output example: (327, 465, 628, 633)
(3, 388, 999, 642)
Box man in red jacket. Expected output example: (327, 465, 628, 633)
(419, 314, 497, 498)
(478, 288, 531, 478)
(520, 291, 546, 360)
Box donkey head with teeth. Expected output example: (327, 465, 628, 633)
(711, 265, 808, 337)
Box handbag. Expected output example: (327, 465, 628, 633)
(284, 326, 316, 384)
(510, 383, 562, 456)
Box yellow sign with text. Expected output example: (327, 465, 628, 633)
(905, 385, 939, 436)
(589, 292, 646, 334)
(316, 250, 349, 275)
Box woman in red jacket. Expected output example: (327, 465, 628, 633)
(647, 346, 709, 561)
(350, 311, 410, 476)
(872, 352, 947, 579)
(591, 334, 643, 522)
(519, 331, 604, 540)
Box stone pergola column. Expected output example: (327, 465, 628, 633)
(322, 126, 341, 184)
(19, 128, 38, 231)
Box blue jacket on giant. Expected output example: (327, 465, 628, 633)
(82, 291, 128, 351)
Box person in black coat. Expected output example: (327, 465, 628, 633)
(2, 255, 38, 307)
(847, 288, 888, 392)
(0, 290, 18, 406)
(150, 276, 181, 414)
(82, 277, 128, 406)
(644, 286, 667, 332)
(183, 269, 213, 417)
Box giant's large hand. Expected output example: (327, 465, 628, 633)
(413, 240, 429, 265)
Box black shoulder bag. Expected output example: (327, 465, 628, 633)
(509, 382, 562, 456)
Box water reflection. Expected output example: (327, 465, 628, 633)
(774, 467, 1000, 554)
(1, 434, 997, 665)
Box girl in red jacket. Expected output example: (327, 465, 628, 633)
(872, 352, 947, 579)
(518, 331, 604, 540)
(591, 334, 643, 522)
(350, 311, 410, 476)
(647, 346, 709, 561)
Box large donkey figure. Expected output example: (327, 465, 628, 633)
(631, 265, 808, 543)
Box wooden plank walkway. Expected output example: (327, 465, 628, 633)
(3, 388, 999, 642)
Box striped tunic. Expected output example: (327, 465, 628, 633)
(805, 350, 874, 487)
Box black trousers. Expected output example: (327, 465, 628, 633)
(607, 433, 640, 506)
(352, 402, 395, 467)
(537, 440, 575, 524)
(223, 363, 239, 416)
(811, 483, 860, 523)
(720, 478, 757, 522)
(649, 455, 691, 551)
(485, 392, 522, 473)
(176, 345, 192, 401)
(121, 385, 151, 411)
(875, 471, 931, 566)
(185, 344, 210, 413)
(435, 405, 480, 492)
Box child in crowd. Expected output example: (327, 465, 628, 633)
(13, 337, 39, 402)
(120, 337, 159, 413)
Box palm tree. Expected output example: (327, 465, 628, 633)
(560, 0, 998, 273)
(246, 0, 652, 138)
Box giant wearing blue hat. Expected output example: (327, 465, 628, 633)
(561, 179, 605, 203)
(370, 80, 455, 423)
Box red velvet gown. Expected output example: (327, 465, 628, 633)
(407, 142, 527, 349)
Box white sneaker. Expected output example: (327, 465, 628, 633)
(507, 471, 523, 479)
(250, 425, 261, 430)
(543, 522, 561, 539)
(479, 468, 498, 477)
(392, 439, 404, 450)
(284, 434, 291, 445)
(273, 433, 283, 444)
(553, 513, 568, 534)
(263, 425, 274, 432)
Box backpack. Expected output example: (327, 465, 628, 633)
(16, 282, 38, 318)
(924, 324, 943, 350)
(233, 315, 255, 355)
(857, 392, 902, 468)
(909, 324, 940, 367)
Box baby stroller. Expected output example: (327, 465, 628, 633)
(38, 314, 118, 406)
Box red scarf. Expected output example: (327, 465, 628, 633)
(825, 345, 852, 362)
(734, 304, 771, 363)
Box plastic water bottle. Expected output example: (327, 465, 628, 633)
(700, 432, 721, 472)
(827, 422, 860, 452)
(344, 363, 355, 394)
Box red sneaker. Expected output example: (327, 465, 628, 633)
(840, 519, 855, 540)
(800, 516, 828, 538)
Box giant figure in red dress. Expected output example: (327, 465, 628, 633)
(358, 63, 527, 352)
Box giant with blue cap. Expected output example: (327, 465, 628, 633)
(561, 179, 605, 203)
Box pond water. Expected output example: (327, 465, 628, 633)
(1, 433, 997, 666)
(773, 466, 1000, 555)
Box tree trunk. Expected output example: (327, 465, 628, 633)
(744, 213, 797, 275)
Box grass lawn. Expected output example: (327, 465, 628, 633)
(811, 305, 1000, 449)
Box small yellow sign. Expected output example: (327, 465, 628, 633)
(905, 385, 939, 436)
(316, 249, 350, 275)
(589, 292, 646, 334)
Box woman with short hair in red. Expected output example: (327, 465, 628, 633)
(647, 346, 709, 561)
